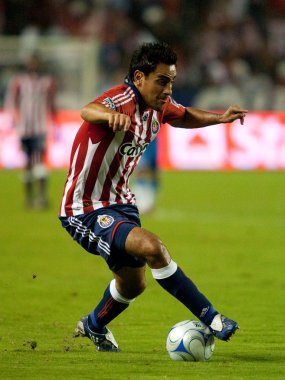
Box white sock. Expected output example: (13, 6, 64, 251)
(151, 260, 178, 280)
(109, 279, 136, 304)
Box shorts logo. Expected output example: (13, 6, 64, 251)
(97, 215, 114, 228)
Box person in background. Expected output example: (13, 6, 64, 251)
(5, 52, 57, 209)
(133, 138, 159, 214)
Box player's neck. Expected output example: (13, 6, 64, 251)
(124, 78, 148, 111)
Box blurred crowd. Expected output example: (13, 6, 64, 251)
(1, 0, 285, 110)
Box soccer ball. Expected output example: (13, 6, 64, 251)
(166, 320, 215, 362)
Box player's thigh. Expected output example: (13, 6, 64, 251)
(113, 265, 147, 299)
(125, 227, 170, 267)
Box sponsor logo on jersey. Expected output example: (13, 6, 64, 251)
(97, 214, 115, 228)
(103, 97, 116, 110)
(151, 118, 159, 134)
(119, 142, 149, 157)
(143, 112, 149, 121)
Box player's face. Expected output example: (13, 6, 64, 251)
(27, 55, 41, 72)
(135, 63, 177, 111)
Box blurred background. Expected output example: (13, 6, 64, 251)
(1, 0, 285, 110)
(1, 5, 285, 374)
(0, 0, 285, 171)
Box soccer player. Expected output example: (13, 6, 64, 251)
(5, 52, 57, 208)
(59, 42, 247, 352)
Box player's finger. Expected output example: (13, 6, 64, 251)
(109, 113, 131, 132)
(118, 114, 131, 131)
(239, 113, 246, 125)
(231, 105, 248, 113)
(109, 114, 122, 131)
(123, 118, 131, 131)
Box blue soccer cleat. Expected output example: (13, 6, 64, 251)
(209, 314, 239, 341)
(74, 316, 120, 352)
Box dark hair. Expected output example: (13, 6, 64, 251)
(127, 42, 177, 81)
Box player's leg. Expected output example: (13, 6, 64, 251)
(33, 135, 48, 208)
(79, 224, 216, 338)
(21, 138, 34, 207)
(125, 227, 215, 321)
(87, 266, 146, 332)
(125, 227, 238, 341)
(62, 206, 147, 351)
(75, 266, 146, 352)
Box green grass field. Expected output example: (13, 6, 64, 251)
(0, 169, 284, 380)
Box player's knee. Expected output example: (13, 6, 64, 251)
(126, 228, 171, 267)
(131, 277, 147, 297)
(114, 269, 147, 299)
(117, 277, 146, 299)
(143, 236, 170, 267)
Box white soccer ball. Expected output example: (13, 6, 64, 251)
(166, 320, 215, 362)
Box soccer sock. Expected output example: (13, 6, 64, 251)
(88, 279, 135, 333)
(151, 260, 218, 325)
(23, 169, 34, 205)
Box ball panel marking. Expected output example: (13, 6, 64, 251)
(166, 320, 215, 362)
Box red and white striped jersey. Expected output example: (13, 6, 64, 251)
(5, 73, 56, 137)
(59, 82, 186, 217)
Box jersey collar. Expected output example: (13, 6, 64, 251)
(124, 78, 147, 109)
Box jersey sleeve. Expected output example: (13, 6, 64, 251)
(80, 87, 127, 143)
(94, 95, 116, 111)
(95, 85, 124, 112)
(162, 97, 186, 123)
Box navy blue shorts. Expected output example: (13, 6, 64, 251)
(59, 204, 146, 272)
(21, 135, 46, 159)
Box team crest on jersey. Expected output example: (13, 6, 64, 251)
(151, 118, 159, 134)
(97, 214, 114, 228)
(103, 97, 116, 110)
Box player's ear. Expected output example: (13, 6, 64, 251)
(133, 70, 144, 86)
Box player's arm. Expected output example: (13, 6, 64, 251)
(4, 77, 20, 125)
(171, 105, 248, 129)
(81, 101, 131, 132)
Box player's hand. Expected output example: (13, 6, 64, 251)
(108, 112, 131, 132)
(220, 105, 248, 125)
